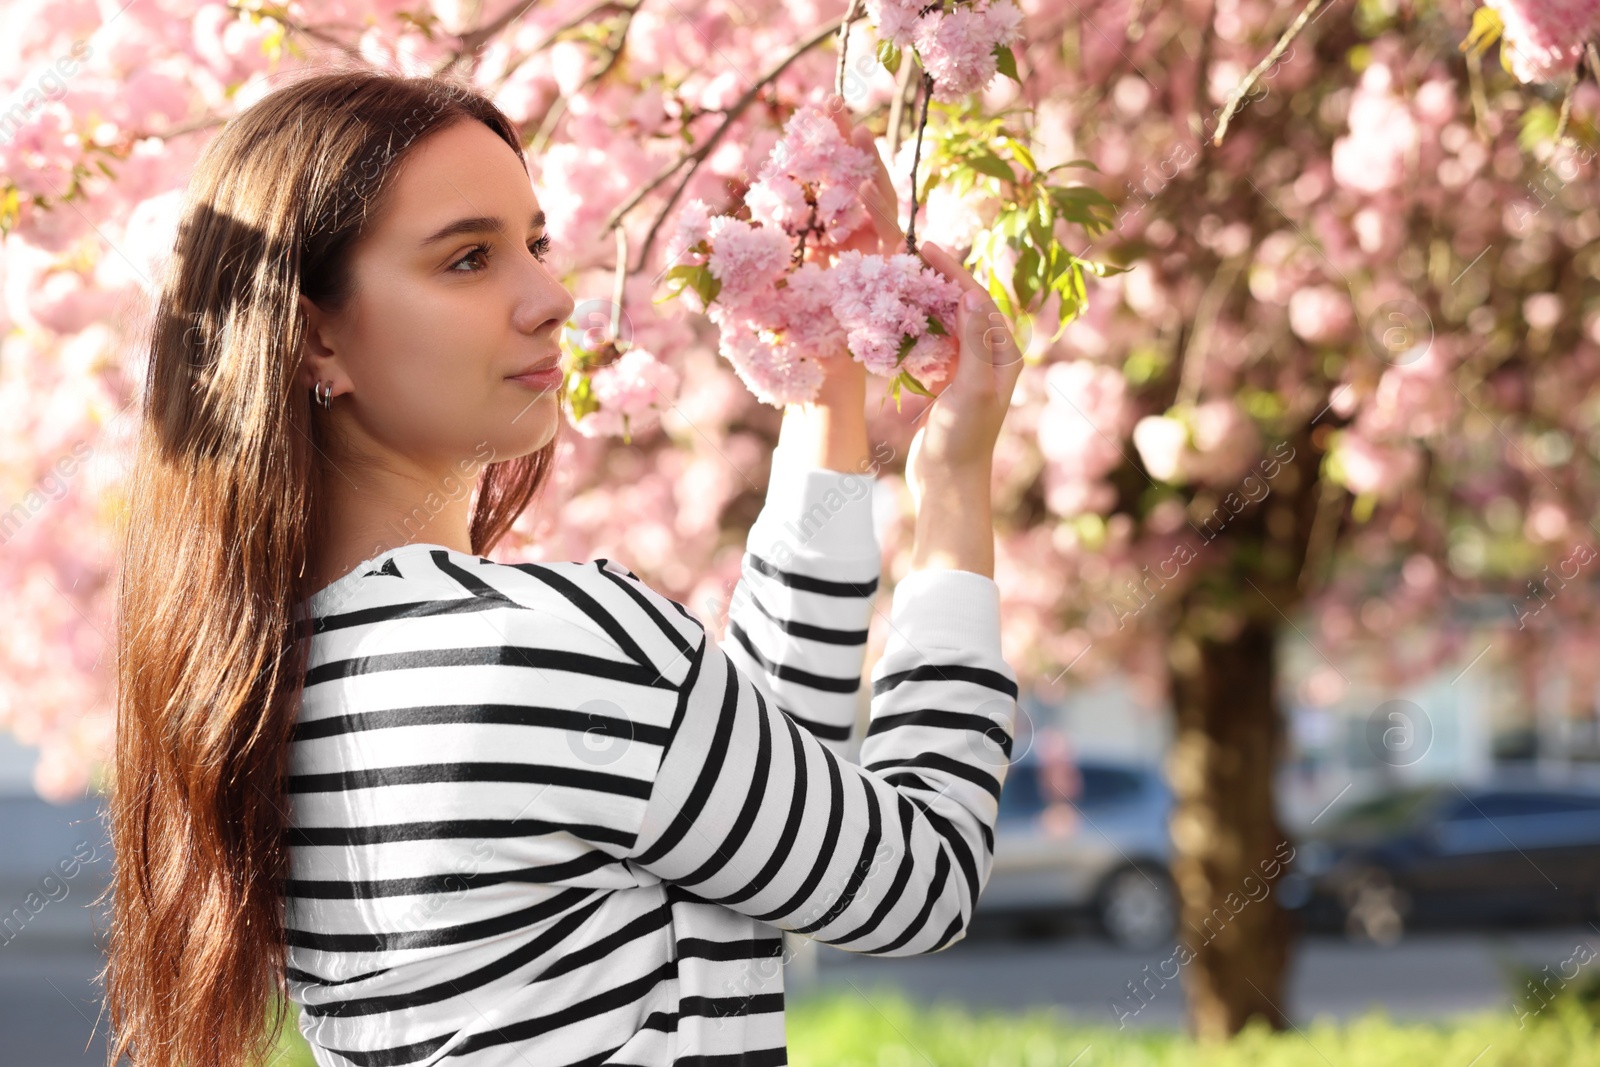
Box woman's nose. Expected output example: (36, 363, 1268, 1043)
(518, 264, 575, 335)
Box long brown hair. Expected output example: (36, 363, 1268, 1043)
(98, 68, 555, 1067)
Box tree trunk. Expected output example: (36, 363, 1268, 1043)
(1166, 613, 1294, 1040)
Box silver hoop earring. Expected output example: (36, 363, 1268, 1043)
(313, 381, 333, 410)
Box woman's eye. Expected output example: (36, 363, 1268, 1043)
(449, 236, 552, 273)
(449, 244, 491, 273)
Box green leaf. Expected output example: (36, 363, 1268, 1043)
(567, 373, 599, 421)
(1043, 158, 1101, 175)
(950, 165, 977, 198)
(1049, 185, 1117, 235)
(1081, 258, 1134, 278)
(877, 38, 902, 75)
(1002, 136, 1036, 173)
(993, 43, 1020, 83)
(1518, 103, 1560, 151)
(986, 267, 1015, 318)
(1460, 5, 1502, 57)
(1013, 245, 1041, 309)
(660, 263, 721, 307)
(969, 150, 1016, 184)
(1043, 241, 1072, 290)
(897, 369, 937, 399)
(1027, 196, 1053, 250)
(999, 208, 1029, 239)
(895, 332, 917, 365)
(1053, 264, 1082, 318)
(926, 314, 949, 336)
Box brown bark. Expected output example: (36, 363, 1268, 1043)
(1167, 613, 1295, 1040)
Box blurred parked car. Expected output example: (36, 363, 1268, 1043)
(0, 791, 113, 948)
(979, 738, 1175, 949)
(1279, 777, 1600, 943)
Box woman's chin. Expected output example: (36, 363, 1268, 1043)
(496, 396, 562, 455)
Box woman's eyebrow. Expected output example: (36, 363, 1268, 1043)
(420, 209, 546, 247)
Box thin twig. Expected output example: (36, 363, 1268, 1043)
(527, 95, 568, 156)
(904, 70, 933, 254)
(276, 16, 368, 62)
(611, 226, 628, 345)
(435, 0, 546, 75)
(1174, 252, 1246, 407)
(614, 16, 847, 272)
(1298, 472, 1345, 596)
(836, 0, 863, 97)
(1465, 46, 1491, 142)
(1554, 66, 1580, 145)
(524, 3, 641, 152)
(885, 57, 916, 159)
(490, 0, 637, 89)
(1212, 0, 1326, 145)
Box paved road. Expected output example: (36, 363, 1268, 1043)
(3, 794, 1593, 1062)
(5, 923, 1596, 1065)
(794, 920, 1600, 1029)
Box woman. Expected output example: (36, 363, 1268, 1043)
(102, 69, 1022, 1067)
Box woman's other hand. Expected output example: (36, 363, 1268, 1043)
(902, 241, 1026, 577)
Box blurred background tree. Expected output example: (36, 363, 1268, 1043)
(1, 0, 1598, 1041)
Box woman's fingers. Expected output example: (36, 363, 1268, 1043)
(849, 126, 903, 252)
(924, 242, 1023, 400)
(920, 241, 981, 301)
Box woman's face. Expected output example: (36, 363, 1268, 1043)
(297, 118, 575, 477)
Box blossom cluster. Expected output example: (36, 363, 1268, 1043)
(745, 104, 879, 248)
(866, 0, 1025, 100)
(664, 106, 962, 406)
(569, 347, 681, 441)
(1483, 0, 1600, 83)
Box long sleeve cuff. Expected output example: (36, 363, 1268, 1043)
(881, 567, 1003, 655)
(745, 466, 881, 568)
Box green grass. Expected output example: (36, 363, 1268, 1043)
(785, 989, 1600, 1065)
(261, 988, 1600, 1066)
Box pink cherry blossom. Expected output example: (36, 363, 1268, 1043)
(1331, 64, 1417, 194)
(573, 347, 682, 439)
(705, 216, 793, 310)
(1288, 284, 1354, 344)
(911, 1, 1025, 101)
(746, 104, 877, 247)
(1483, 0, 1600, 83)
(830, 249, 961, 377)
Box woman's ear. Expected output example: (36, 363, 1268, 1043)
(296, 292, 339, 391)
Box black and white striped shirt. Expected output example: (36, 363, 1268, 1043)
(284, 466, 1018, 1066)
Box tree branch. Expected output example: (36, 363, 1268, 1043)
(835, 0, 863, 97)
(608, 15, 847, 272)
(904, 69, 933, 254)
(611, 226, 628, 344)
(1211, 0, 1326, 145)
(1554, 65, 1581, 145)
(489, 0, 638, 89)
(885, 56, 916, 158)
(524, 2, 642, 152)
(1174, 252, 1246, 407)
(435, 0, 546, 75)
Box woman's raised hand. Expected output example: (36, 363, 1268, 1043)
(782, 99, 905, 472)
(901, 241, 1026, 578)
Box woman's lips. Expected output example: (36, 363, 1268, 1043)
(507, 361, 563, 391)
